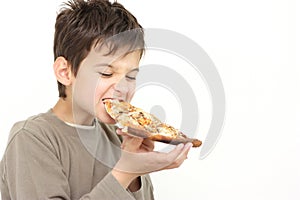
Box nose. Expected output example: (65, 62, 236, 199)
(113, 77, 129, 98)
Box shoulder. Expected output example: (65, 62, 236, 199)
(10, 112, 53, 131)
(7, 112, 56, 143)
(4, 111, 72, 156)
(1, 111, 73, 167)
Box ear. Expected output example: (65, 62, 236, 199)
(53, 56, 73, 86)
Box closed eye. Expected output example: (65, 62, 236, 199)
(125, 75, 136, 80)
(126, 69, 139, 81)
(98, 72, 113, 77)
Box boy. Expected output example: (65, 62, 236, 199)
(0, 0, 192, 199)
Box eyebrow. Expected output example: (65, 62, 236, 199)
(94, 63, 112, 68)
(94, 63, 139, 72)
(129, 68, 139, 72)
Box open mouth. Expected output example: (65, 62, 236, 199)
(102, 97, 114, 102)
(102, 98, 125, 103)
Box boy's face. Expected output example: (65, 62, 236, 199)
(71, 46, 141, 124)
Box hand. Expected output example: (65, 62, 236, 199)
(118, 129, 155, 153)
(112, 128, 192, 188)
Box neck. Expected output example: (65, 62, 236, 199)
(52, 98, 95, 126)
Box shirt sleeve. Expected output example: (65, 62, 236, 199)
(80, 172, 136, 200)
(130, 175, 155, 200)
(3, 129, 71, 199)
(2, 128, 152, 200)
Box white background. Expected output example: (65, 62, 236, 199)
(0, 0, 299, 199)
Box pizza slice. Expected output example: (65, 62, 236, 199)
(103, 98, 202, 147)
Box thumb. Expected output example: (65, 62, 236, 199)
(121, 134, 144, 152)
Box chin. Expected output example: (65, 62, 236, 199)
(104, 118, 116, 125)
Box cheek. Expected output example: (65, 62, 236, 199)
(94, 81, 116, 124)
(73, 75, 100, 111)
(94, 80, 112, 112)
(126, 82, 136, 101)
(94, 79, 111, 100)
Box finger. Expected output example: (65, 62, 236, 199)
(165, 143, 192, 169)
(178, 142, 193, 159)
(116, 128, 127, 136)
(141, 139, 154, 151)
(117, 128, 154, 152)
(155, 143, 185, 166)
(121, 135, 144, 152)
(127, 143, 185, 170)
(115, 144, 188, 174)
(120, 134, 132, 146)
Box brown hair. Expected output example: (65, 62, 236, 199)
(54, 0, 144, 98)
